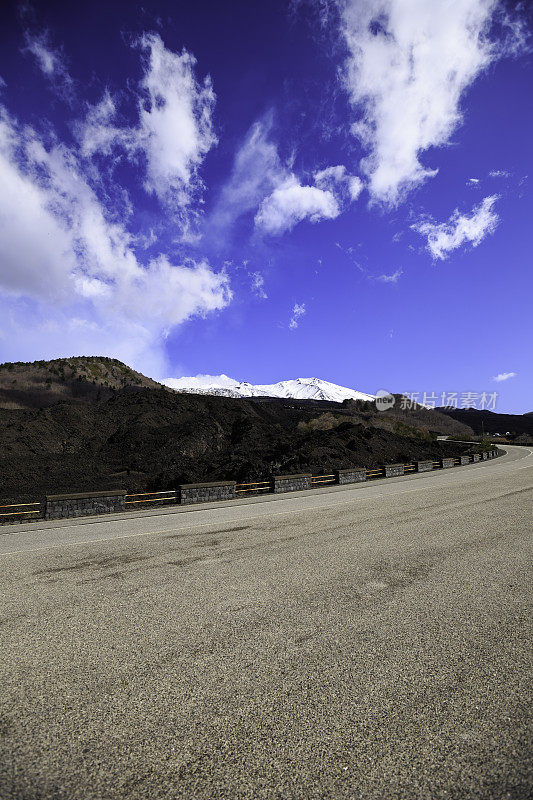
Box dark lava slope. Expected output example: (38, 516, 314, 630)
(1, 387, 479, 503)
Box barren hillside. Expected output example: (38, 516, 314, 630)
(0, 357, 162, 409)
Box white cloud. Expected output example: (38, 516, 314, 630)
(0, 106, 231, 373)
(498, 7, 531, 56)
(23, 32, 74, 100)
(339, 0, 524, 204)
(250, 272, 267, 299)
(313, 164, 363, 200)
(137, 34, 217, 205)
(492, 371, 516, 382)
(77, 92, 133, 158)
(212, 122, 360, 239)
(207, 118, 287, 234)
(289, 302, 306, 329)
(313, 164, 346, 187)
(412, 195, 499, 260)
(255, 176, 339, 236)
(489, 169, 510, 178)
(77, 33, 216, 219)
(376, 268, 402, 283)
(467, 177, 480, 185)
(347, 175, 364, 200)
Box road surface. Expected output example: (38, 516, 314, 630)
(1, 446, 532, 799)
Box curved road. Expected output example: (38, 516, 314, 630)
(1, 446, 532, 798)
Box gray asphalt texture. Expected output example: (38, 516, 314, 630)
(1, 446, 532, 800)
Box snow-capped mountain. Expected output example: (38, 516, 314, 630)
(162, 375, 376, 403)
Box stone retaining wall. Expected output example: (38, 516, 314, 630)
(383, 463, 405, 478)
(272, 474, 312, 493)
(45, 490, 126, 520)
(7, 446, 496, 523)
(335, 468, 366, 484)
(178, 481, 236, 505)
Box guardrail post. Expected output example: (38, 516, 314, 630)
(383, 463, 405, 477)
(178, 481, 236, 505)
(45, 490, 126, 520)
(335, 468, 366, 484)
(272, 474, 312, 493)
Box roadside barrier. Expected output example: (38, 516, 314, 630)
(235, 480, 271, 496)
(125, 490, 176, 506)
(0, 449, 501, 524)
(0, 501, 43, 519)
(311, 474, 337, 486)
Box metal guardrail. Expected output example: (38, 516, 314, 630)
(311, 474, 336, 485)
(235, 480, 271, 495)
(124, 490, 176, 505)
(0, 501, 42, 517)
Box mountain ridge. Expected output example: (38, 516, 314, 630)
(163, 374, 376, 403)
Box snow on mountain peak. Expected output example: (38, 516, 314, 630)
(162, 374, 376, 403)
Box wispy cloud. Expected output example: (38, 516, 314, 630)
(313, 164, 363, 201)
(23, 31, 74, 101)
(211, 120, 362, 240)
(206, 117, 287, 237)
(338, 0, 527, 205)
(412, 195, 499, 260)
(250, 271, 267, 299)
(289, 302, 306, 329)
(492, 371, 516, 382)
(376, 268, 403, 284)
(77, 33, 216, 229)
(489, 169, 510, 179)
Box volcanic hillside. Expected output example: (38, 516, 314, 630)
(0, 356, 162, 409)
(0, 360, 480, 503)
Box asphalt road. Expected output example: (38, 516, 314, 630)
(1, 446, 532, 799)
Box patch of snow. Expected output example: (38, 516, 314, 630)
(162, 375, 375, 403)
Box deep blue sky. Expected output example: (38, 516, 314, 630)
(0, 0, 531, 412)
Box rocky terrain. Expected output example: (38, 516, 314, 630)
(0, 358, 482, 503)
